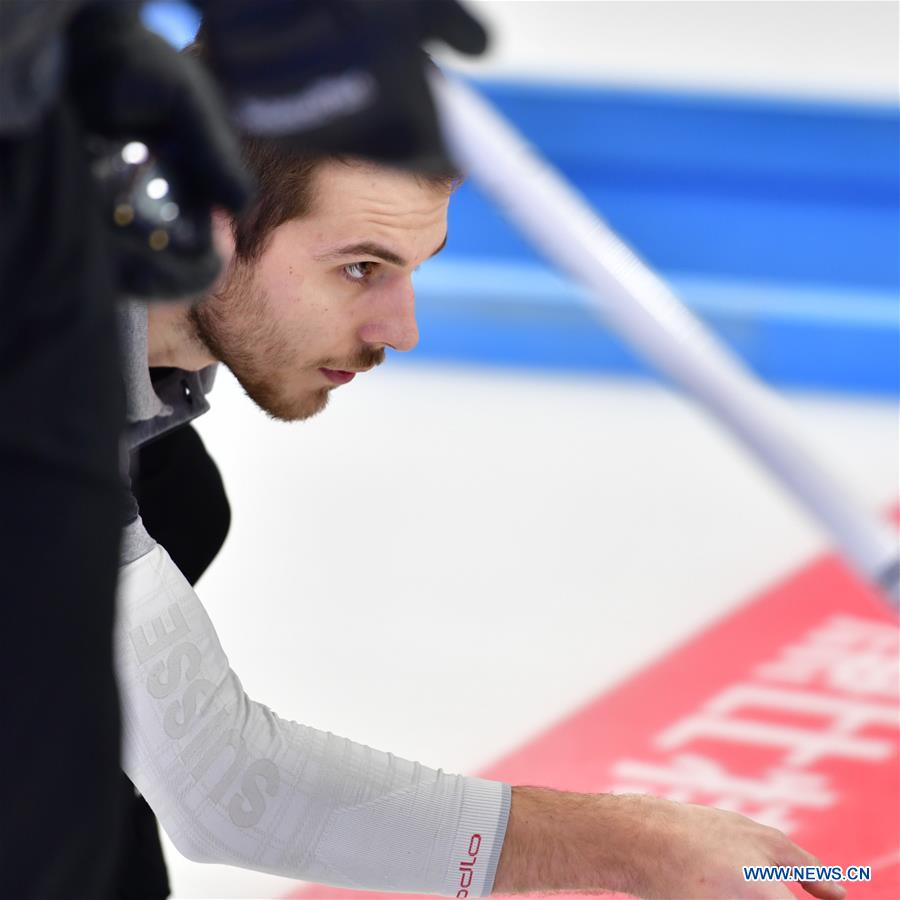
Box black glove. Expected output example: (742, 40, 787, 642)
(200, 0, 489, 171)
(66, 2, 252, 298)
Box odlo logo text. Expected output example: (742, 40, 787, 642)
(457, 833, 482, 898)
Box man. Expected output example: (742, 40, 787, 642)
(117, 129, 847, 897)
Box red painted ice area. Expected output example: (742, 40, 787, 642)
(287, 510, 899, 900)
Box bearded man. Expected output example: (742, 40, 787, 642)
(114, 38, 845, 900)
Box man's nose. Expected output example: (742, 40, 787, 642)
(357, 278, 419, 352)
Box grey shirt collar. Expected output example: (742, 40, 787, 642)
(118, 299, 218, 447)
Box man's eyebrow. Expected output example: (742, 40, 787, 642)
(315, 232, 448, 268)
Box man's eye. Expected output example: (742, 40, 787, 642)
(342, 261, 375, 283)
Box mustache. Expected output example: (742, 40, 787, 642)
(317, 346, 385, 372)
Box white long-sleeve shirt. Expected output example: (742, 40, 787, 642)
(114, 300, 511, 895)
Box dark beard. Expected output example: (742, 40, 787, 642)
(189, 266, 384, 423)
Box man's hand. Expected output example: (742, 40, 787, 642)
(492, 786, 847, 899)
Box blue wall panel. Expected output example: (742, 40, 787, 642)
(425, 79, 899, 396)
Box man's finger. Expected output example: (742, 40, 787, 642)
(427, 0, 489, 55)
(799, 879, 847, 900)
(783, 843, 847, 900)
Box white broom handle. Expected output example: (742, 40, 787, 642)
(430, 72, 899, 606)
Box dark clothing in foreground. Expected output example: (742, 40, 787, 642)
(0, 101, 126, 899)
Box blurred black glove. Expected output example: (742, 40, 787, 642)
(66, 2, 252, 298)
(200, 0, 489, 171)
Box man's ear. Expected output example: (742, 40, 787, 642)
(211, 208, 237, 270)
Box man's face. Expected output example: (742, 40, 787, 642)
(192, 159, 450, 421)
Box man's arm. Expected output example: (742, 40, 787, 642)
(115, 542, 510, 896)
(118, 536, 846, 900)
(492, 786, 847, 899)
